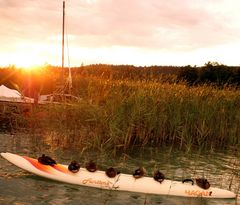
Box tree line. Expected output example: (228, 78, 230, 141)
(1, 62, 240, 97)
(177, 62, 240, 87)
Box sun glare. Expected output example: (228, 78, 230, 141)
(0, 41, 59, 69)
(15, 53, 43, 68)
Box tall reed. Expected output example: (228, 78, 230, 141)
(38, 76, 240, 153)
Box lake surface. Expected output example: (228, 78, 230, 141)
(0, 133, 239, 205)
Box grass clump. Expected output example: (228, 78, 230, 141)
(35, 77, 240, 153)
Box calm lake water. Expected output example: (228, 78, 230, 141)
(0, 133, 239, 205)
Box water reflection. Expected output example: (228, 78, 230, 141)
(0, 133, 239, 205)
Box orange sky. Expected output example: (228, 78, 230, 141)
(0, 0, 240, 67)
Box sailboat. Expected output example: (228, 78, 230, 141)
(58, 0, 72, 95)
(40, 1, 79, 104)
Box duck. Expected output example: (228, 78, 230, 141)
(196, 178, 210, 189)
(133, 167, 146, 179)
(38, 154, 56, 166)
(68, 161, 81, 173)
(182, 178, 194, 185)
(153, 170, 165, 183)
(105, 167, 120, 178)
(86, 160, 97, 172)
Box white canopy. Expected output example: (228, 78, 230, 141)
(0, 85, 34, 103)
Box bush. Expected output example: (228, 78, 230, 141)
(177, 66, 198, 85)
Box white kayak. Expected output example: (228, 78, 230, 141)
(0, 152, 236, 199)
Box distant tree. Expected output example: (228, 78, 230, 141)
(177, 65, 198, 85)
(199, 62, 235, 86)
(232, 67, 240, 86)
(0, 66, 20, 89)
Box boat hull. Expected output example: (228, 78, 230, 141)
(0, 152, 236, 199)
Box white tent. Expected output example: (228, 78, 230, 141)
(0, 85, 34, 103)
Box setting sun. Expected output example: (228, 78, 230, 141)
(15, 55, 43, 69)
(1, 40, 62, 68)
(1, 51, 44, 68)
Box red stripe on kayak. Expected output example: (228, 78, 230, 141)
(53, 164, 70, 174)
(23, 156, 53, 174)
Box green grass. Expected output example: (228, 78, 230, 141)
(30, 77, 240, 154)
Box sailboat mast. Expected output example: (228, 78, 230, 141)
(61, 1, 65, 85)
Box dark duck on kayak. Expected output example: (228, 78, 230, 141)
(86, 161, 97, 172)
(38, 154, 56, 166)
(182, 178, 194, 185)
(196, 178, 210, 189)
(153, 170, 165, 183)
(133, 167, 146, 179)
(68, 161, 81, 173)
(105, 167, 120, 178)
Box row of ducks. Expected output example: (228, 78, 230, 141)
(38, 154, 210, 189)
(38, 154, 165, 182)
(38, 154, 164, 182)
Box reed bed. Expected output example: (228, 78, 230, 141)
(33, 76, 240, 153)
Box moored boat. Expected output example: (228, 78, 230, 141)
(0, 152, 236, 199)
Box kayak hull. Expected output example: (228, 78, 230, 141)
(0, 152, 236, 199)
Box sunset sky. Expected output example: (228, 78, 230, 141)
(0, 0, 240, 67)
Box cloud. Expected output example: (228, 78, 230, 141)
(64, 0, 239, 50)
(0, 0, 61, 42)
(0, 0, 240, 66)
